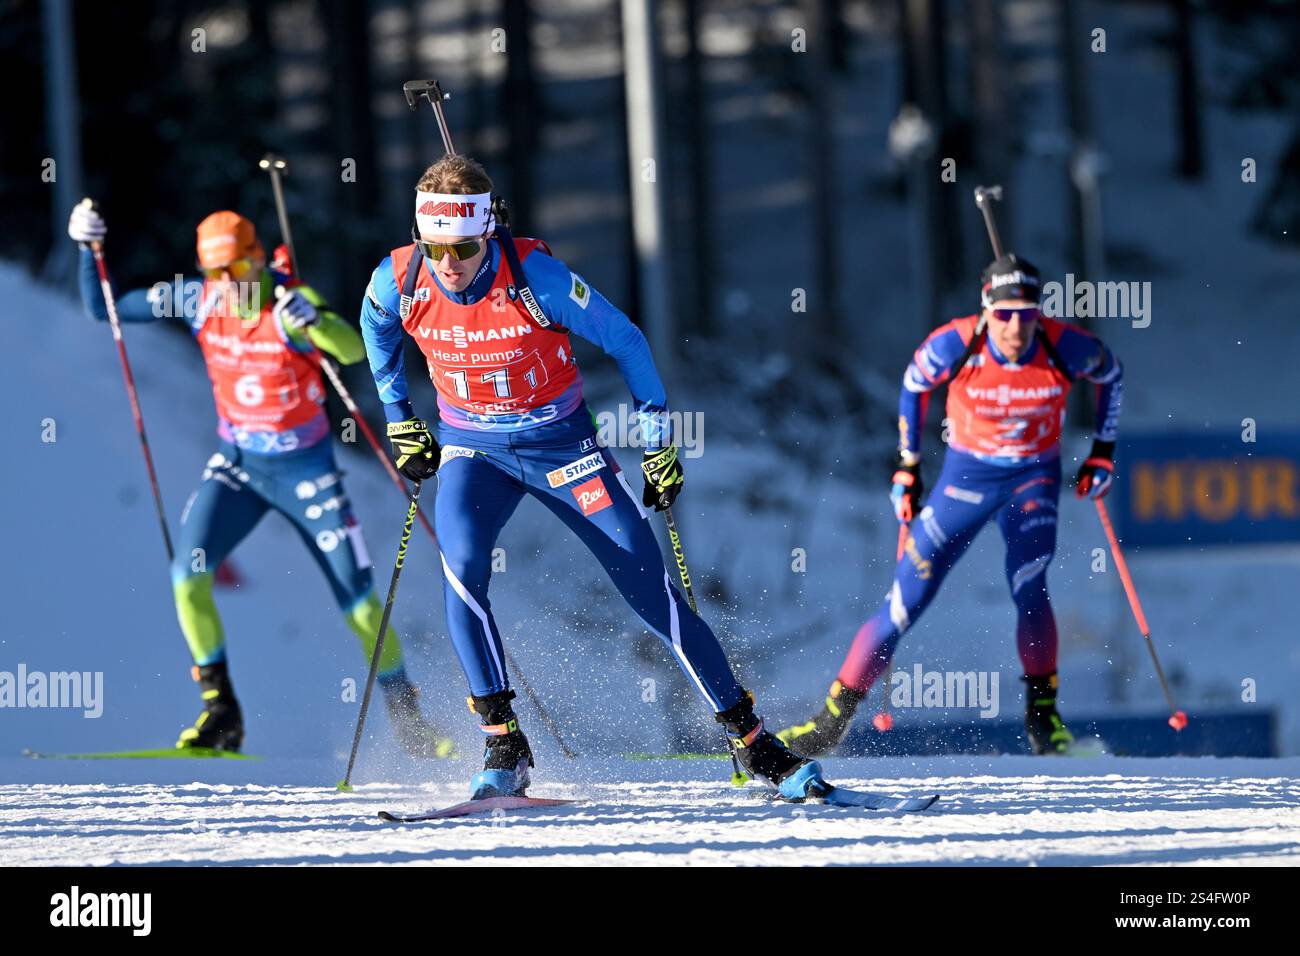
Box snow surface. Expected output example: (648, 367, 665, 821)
(2, 756, 1297, 866)
(5, 1, 1299, 868)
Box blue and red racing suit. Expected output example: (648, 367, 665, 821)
(360, 235, 744, 709)
(838, 314, 1123, 692)
(77, 250, 408, 681)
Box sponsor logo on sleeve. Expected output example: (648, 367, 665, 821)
(572, 475, 612, 516)
(569, 273, 591, 309)
(546, 451, 606, 488)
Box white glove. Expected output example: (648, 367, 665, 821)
(272, 288, 320, 331)
(68, 198, 107, 245)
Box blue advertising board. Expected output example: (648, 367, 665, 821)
(1112, 430, 1300, 548)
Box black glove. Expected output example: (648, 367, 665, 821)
(1075, 439, 1115, 499)
(641, 446, 685, 512)
(890, 456, 923, 523)
(386, 418, 439, 481)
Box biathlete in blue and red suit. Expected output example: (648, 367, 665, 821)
(778, 254, 1123, 756)
(67, 199, 452, 757)
(359, 153, 827, 800)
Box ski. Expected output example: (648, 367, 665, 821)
(818, 786, 939, 812)
(378, 795, 581, 822)
(22, 747, 259, 761)
(747, 783, 939, 812)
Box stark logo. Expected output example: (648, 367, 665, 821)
(546, 451, 605, 488)
(572, 476, 612, 516)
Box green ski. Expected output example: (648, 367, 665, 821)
(22, 747, 260, 761)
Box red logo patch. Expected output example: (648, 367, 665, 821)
(573, 476, 612, 516)
(416, 200, 477, 218)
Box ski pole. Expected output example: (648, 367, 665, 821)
(89, 238, 174, 564)
(505, 648, 576, 759)
(872, 522, 910, 733)
(663, 506, 747, 785)
(338, 482, 422, 791)
(1093, 497, 1188, 731)
(258, 154, 442, 546)
(313, 350, 441, 542)
(258, 154, 297, 271)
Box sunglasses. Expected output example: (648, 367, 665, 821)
(988, 306, 1040, 322)
(411, 223, 487, 262)
(200, 257, 258, 280)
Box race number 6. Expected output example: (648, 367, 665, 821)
(235, 374, 264, 406)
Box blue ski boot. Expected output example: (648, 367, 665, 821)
(467, 690, 533, 799)
(717, 691, 829, 802)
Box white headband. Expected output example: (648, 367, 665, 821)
(415, 191, 494, 237)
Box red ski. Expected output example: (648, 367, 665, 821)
(378, 795, 581, 822)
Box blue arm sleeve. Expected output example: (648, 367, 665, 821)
(1055, 326, 1124, 442)
(898, 323, 968, 457)
(77, 247, 169, 325)
(523, 251, 671, 448)
(359, 257, 416, 424)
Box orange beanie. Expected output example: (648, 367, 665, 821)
(196, 211, 264, 268)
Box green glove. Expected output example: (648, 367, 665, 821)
(641, 446, 685, 511)
(387, 418, 439, 481)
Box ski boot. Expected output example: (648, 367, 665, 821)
(776, 680, 866, 757)
(718, 691, 828, 801)
(467, 690, 533, 799)
(380, 674, 457, 759)
(1023, 672, 1075, 755)
(176, 662, 244, 752)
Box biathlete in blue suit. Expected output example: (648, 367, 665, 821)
(360, 153, 825, 801)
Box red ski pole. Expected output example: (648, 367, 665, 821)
(872, 522, 911, 733)
(90, 239, 174, 563)
(259, 153, 439, 549)
(1094, 498, 1188, 731)
(311, 350, 439, 547)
